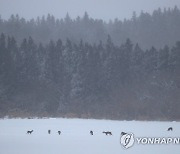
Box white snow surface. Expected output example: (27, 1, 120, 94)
(0, 118, 180, 154)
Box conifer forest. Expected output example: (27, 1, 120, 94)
(0, 7, 180, 120)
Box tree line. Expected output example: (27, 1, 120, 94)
(0, 33, 180, 120)
(0, 6, 180, 49)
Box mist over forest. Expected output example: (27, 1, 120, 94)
(0, 6, 180, 120)
(0, 6, 180, 49)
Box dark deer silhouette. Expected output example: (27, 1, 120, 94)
(167, 127, 173, 131)
(48, 130, 51, 134)
(103, 131, 112, 135)
(90, 130, 93, 135)
(27, 130, 33, 134)
(58, 131, 61, 135)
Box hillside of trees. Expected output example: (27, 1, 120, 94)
(0, 7, 180, 120)
(0, 6, 180, 49)
(0, 32, 180, 120)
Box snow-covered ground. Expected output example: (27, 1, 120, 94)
(0, 118, 180, 154)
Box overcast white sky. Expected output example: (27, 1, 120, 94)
(0, 0, 180, 21)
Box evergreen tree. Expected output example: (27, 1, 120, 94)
(158, 45, 169, 71)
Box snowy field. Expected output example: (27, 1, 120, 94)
(0, 118, 180, 154)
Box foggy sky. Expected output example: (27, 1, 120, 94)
(0, 0, 180, 21)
